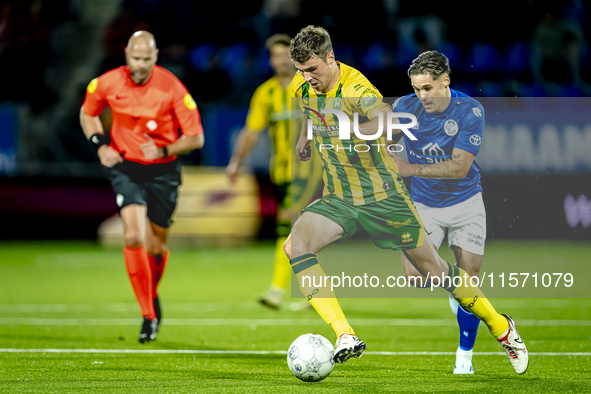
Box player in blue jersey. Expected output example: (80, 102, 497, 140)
(391, 51, 486, 374)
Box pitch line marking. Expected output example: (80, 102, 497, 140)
(0, 318, 590, 326)
(0, 349, 589, 356)
(0, 302, 259, 313)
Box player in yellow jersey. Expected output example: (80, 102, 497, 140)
(283, 26, 528, 374)
(227, 34, 311, 310)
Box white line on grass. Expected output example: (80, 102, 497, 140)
(0, 349, 589, 356)
(0, 302, 259, 313)
(0, 318, 590, 326)
(0, 299, 584, 313)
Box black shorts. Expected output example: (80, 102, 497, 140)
(109, 160, 181, 228)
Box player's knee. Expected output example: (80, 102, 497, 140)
(283, 239, 292, 260)
(124, 232, 143, 249)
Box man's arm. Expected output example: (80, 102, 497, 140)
(141, 133, 204, 160)
(392, 147, 475, 179)
(226, 126, 260, 183)
(295, 116, 311, 161)
(162, 134, 204, 155)
(145, 87, 205, 160)
(355, 105, 395, 137)
(79, 106, 104, 139)
(79, 106, 123, 167)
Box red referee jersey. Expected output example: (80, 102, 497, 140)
(83, 65, 203, 165)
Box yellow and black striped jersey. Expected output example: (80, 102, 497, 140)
(291, 62, 405, 206)
(246, 76, 292, 185)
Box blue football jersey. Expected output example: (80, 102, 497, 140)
(392, 89, 484, 208)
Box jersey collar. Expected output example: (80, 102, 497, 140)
(125, 65, 155, 87)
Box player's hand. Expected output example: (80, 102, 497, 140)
(141, 134, 161, 160)
(226, 161, 239, 185)
(97, 145, 123, 167)
(389, 153, 413, 177)
(296, 138, 311, 161)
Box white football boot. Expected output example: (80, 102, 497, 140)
(453, 347, 474, 374)
(333, 333, 366, 363)
(497, 314, 529, 374)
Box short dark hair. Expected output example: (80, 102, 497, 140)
(290, 25, 333, 63)
(265, 34, 292, 51)
(408, 51, 451, 79)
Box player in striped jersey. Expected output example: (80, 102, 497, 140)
(283, 26, 528, 374)
(227, 34, 310, 310)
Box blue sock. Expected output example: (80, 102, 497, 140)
(457, 304, 480, 351)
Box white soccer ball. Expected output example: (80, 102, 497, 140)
(287, 333, 335, 382)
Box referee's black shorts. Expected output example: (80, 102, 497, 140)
(109, 159, 181, 228)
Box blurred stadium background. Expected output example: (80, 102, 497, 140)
(0, 0, 589, 243)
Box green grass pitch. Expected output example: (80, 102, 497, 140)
(0, 240, 590, 393)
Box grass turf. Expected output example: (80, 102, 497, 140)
(0, 240, 590, 393)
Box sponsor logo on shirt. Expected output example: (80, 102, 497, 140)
(472, 107, 482, 117)
(470, 135, 482, 146)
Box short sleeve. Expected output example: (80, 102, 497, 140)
(454, 103, 484, 155)
(392, 96, 411, 113)
(355, 84, 388, 119)
(245, 85, 269, 132)
(82, 77, 108, 116)
(171, 81, 203, 137)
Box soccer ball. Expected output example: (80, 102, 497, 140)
(287, 333, 335, 382)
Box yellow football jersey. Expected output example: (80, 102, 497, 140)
(246, 76, 292, 185)
(291, 62, 405, 206)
